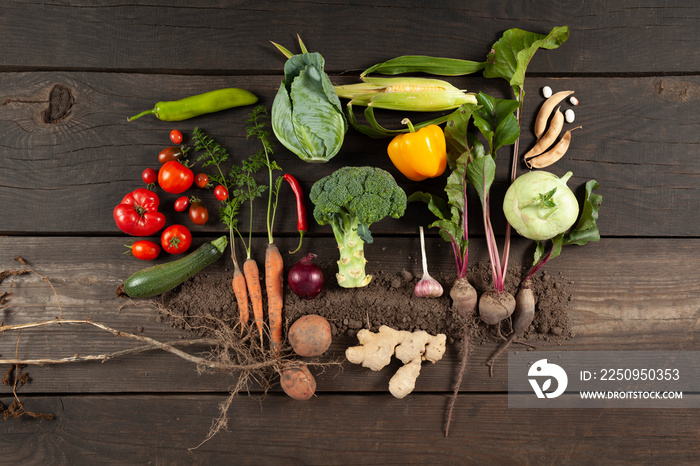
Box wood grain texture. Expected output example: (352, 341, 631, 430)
(0, 2, 698, 462)
(0, 73, 697, 236)
(0, 1, 698, 75)
(0, 394, 698, 464)
(0, 236, 696, 394)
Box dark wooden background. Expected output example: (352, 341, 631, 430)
(0, 1, 698, 464)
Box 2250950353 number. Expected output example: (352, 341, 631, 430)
(600, 368, 680, 381)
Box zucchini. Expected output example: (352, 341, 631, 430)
(121, 235, 228, 298)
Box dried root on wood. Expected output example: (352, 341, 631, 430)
(0, 257, 340, 449)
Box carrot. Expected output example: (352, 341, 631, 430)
(265, 242, 284, 354)
(232, 265, 250, 335)
(244, 258, 264, 345)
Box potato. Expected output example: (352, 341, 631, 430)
(288, 314, 332, 357)
(280, 363, 316, 401)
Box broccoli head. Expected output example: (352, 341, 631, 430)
(310, 166, 407, 288)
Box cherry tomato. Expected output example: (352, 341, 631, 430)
(161, 225, 192, 254)
(214, 185, 228, 201)
(158, 146, 185, 165)
(128, 240, 161, 261)
(158, 160, 194, 194)
(170, 129, 183, 144)
(189, 201, 209, 225)
(174, 196, 190, 212)
(194, 173, 209, 189)
(142, 168, 157, 185)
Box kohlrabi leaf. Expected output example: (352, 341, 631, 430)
(472, 92, 520, 157)
(483, 26, 569, 96)
(565, 180, 602, 246)
(533, 241, 546, 265)
(548, 233, 566, 261)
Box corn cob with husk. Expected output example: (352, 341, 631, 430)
(334, 77, 477, 112)
(335, 54, 484, 138)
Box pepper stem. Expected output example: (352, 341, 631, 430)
(401, 118, 416, 133)
(289, 230, 304, 254)
(127, 109, 156, 122)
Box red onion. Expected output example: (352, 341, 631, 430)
(288, 253, 325, 299)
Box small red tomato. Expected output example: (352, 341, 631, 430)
(158, 146, 185, 165)
(189, 201, 209, 225)
(142, 168, 157, 185)
(129, 240, 161, 260)
(174, 196, 190, 212)
(161, 225, 192, 254)
(214, 185, 228, 201)
(194, 173, 209, 189)
(170, 129, 183, 144)
(158, 160, 194, 194)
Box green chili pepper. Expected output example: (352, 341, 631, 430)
(127, 88, 258, 122)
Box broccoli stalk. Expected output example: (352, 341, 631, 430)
(329, 208, 371, 287)
(310, 166, 407, 288)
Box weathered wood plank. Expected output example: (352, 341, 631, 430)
(0, 236, 697, 394)
(0, 72, 697, 236)
(0, 394, 698, 465)
(1, 1, 698, 75)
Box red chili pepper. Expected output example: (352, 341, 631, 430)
(283, 173, 307, 254)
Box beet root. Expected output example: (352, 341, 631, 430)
(486, 279, 536, 377)
(478, 289, 516, 325)
(449, 277, 477, 320)
(512, 281, 535, 335)
(444, 277, 477, 437)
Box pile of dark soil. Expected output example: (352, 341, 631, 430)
(160, 261, 573, 346)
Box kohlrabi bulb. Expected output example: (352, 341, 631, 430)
(503, 171, 579, 241)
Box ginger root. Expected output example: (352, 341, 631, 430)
(345, 325, 446, 399)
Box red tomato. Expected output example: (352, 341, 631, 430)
(189, 201, 209, 225)
(158, 146, 185, 165)
(214, 185, 228, 201)
(142, 168, 157, 185)
(174, 196, 190, 212)
(170, 129, 183, 144)
(113, 188, 166, 236)
(194, 173, 209, 189)
(158, 160, 194, 194)
(129, 240, 161, 260)
(161, 225, 192, 254)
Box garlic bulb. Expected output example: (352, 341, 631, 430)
(415, 226, 443, 298)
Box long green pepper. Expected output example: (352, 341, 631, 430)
(127, 87, 258, 122)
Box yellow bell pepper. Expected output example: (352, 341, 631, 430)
(387, 119, 447, 181)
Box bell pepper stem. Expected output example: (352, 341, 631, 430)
(127, 109, 156, 122)
(401, 118, 416, 133)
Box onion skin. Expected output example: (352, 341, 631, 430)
(288, 253, 325, 299)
